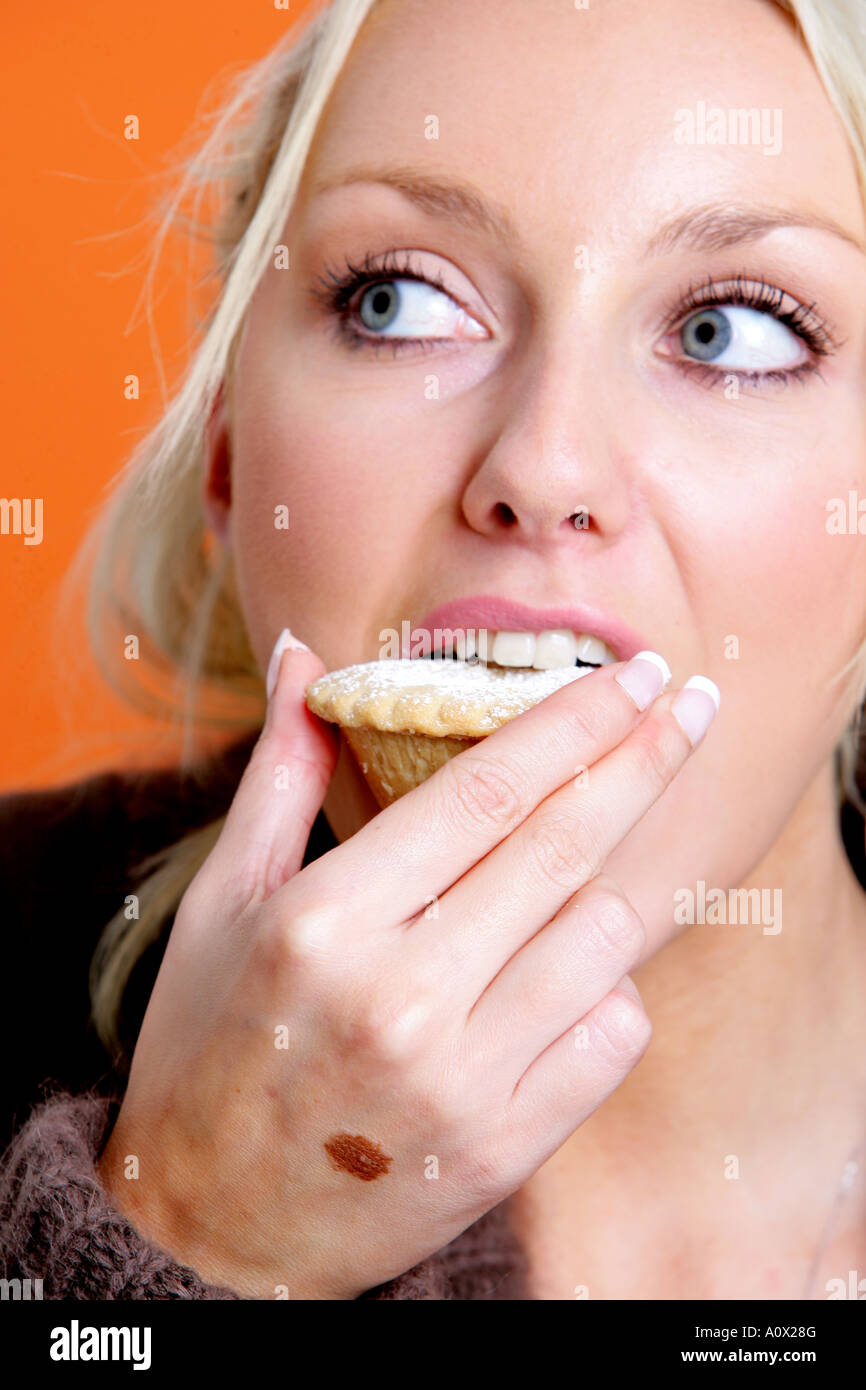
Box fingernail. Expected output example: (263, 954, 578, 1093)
(614, 650, 672, 711)
(266, 627, 310, 700)
(672, 675, 720, 747)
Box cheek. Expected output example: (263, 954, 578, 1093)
(617, 414, 866, 917)
(662, 403, 866, 711)
(228, 422, 399, 671)
(726, 415, 866, 694)
(226, 312, 464, 670)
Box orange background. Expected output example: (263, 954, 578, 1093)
(1, 1, 314, 792)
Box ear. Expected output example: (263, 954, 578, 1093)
(202, 381, 232, 543)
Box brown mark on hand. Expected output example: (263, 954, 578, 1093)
(324, 1132, 392, 1181)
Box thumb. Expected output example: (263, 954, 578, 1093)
(200, 628, 340, 913)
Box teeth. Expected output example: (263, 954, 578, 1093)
(491, 631, 536, 667)
(574, 633, 611, 666)
(532, 629, 580, 668)
(454, 630, 490, 661)
(426, 628, 617, 668)
(529, 629, 617, 668)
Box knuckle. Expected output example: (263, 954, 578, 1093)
(582, 893, 646, 959)
(591, 991, 652, 1064)
(223, 859, 268, 913)
(195, 842, 279, 921)
(558, 692, 612, 752)
(630, 724, 678, 795)
(341, 988, 429, 1067)
(440, 750, 525, 835)
(186, 862, 261, 925)
(529, 812, 603, 888)
(278, 904, 335, 968)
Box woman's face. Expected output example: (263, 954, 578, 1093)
(215, 0, 866, 949)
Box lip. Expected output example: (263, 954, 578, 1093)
(409, 594, 651, 664)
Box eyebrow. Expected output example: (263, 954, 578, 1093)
(310, 166, 866, 259)
(644, 201, 866, 258)
(309, 164, 518, 242)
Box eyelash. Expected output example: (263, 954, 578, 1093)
(310, 249, 449, 358)
(309, 253, 841, 386)
(661, 273, 839, 389)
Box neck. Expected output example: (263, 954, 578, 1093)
(506, 764, 866, 1298)
(528, 760, 866, 1231)
(625, 760, 866, 1141)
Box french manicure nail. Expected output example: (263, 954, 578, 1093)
(266, 627, 310, 700)
(672, 675, 720, 747)
(614, 650, 672, 711)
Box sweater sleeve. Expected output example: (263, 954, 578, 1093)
(1, 1087, 526, 1300)
(0, 1088, 490, 1300)
(0, 1089, 242, 1299)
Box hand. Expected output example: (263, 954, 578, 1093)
(97, 639, 717, 1299)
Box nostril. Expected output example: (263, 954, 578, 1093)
(494, 502, 518, 525)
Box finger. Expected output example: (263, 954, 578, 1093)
(406, 682, 717, 997)
(286, 651, 672, 922)
(193, 629, 339, 915)
(464, 875, 646, 1069)
(505, 978, 652, 1157)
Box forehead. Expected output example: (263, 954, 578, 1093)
(298, 0, 865, 249)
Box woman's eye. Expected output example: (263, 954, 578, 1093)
(677, 304, 809, 371)
(354, 277, 486, 340)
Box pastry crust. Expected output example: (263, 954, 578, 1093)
(342, 727, 478, 807)
(305, 657, 592, 807)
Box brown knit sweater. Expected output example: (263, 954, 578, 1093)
(0, 737, 529, 1299)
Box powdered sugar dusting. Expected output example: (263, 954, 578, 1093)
(305, 657, 595, 738)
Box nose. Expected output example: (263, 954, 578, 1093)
(460, 347, 633, 545)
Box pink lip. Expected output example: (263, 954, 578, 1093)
(410, 595, 650, 663)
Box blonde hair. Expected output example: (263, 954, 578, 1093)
(85, 0, 866, 1063)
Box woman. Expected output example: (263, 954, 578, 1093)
(2, 0, 866, 1300)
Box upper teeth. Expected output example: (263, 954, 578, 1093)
(440, 629, 617, 668)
